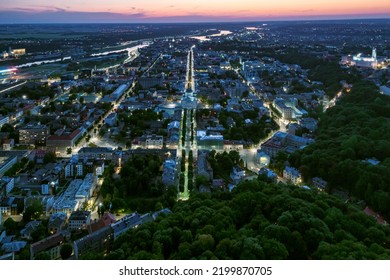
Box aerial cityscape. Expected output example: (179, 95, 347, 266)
(0, 1, 390, 261)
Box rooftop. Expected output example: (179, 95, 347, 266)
(69, 210, 91, 221)
(47, 129, 81, 141)
(78, 147, 113, 154)
(30, 232, 65, 255)
(89, 212, 117, 233)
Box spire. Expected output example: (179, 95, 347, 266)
(372, 47, 378, 69)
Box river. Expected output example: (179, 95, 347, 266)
(90, 43, 149, 57)
(190, 30, 233, 41)
(15, 43, 150, 69)
(16, 57, 71, 68)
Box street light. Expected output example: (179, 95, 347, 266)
(98, 202, 103, 218)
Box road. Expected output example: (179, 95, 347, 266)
(71, 81, 136, 155)
(73, 46, 162, 153)
(323, 89, 345, 111)
(232, 67, 292, 176)
(89, 134, 118, 149)
(142, 53, 162, 77)
(0, 81, 27, 94)
(178, 46, 197, 200)
(239, 130, 276, 174)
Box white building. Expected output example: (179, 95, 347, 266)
(145, 135, 163, 149)
(52, 179, 83, 216)
(111, 84, 129, 101)
(1, 177, 14, 194)
(273, 99, 294, 119)
(65, 163, 74, 178)
(341, 48, 385, 69)
(312, 177, 327, 191)
(134, 134, 164, 149)
(230, 166, 246, 184)
(75, 173, 97, 201)
(2, 139, 14, 151)
(0, 204, 10, 216)
(68, 210, 91, 231)
(76, 161, 83, 177)
(65, 160, 84, 178)
(95, 161, 105, 176)
(283, 166, 302, 185)
(257, 150, 270, 167)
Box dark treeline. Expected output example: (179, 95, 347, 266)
(218, 110, 278, 144)
(290, 81, 390, 217)
(86, 179, 390, 260)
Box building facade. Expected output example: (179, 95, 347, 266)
(19, 124, 49, 146)
(68, 210, 91, 231)
(283, 166, 302, 185)
(30, 232, 65, 260)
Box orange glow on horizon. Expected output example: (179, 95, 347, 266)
(2, 0, 390, 20)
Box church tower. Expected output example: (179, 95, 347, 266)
(372, 47, 378, 68)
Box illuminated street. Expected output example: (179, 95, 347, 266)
(179, 46, 197, 200)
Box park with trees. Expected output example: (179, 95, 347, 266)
(100, 154, 177, 213)
(91, 179, 390, 260)
(289, 81, 390, 218)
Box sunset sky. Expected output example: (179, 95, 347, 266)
(0, 0, 390, 23)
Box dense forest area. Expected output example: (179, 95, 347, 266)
(6, 84, 55, 100)
(100, 154, 177, 213)
(86, 180, 390, 260)
(88, 79, 390, 260)
(118, 109, 164, 138)
(217, 110, 278, 144)
(290, 81, 390, 217)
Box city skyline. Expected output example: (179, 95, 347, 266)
(1, 8, 390, 263)
(0, 0, 390, 23)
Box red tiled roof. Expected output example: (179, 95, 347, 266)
(88, 213, 117, 233)
(47, 129, 81, 141)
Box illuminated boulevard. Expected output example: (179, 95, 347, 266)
(179, 46, 197, 200)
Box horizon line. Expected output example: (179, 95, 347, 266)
(1, 16, 390, 25)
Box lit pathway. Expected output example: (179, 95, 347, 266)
(179, 46, 197, 200)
